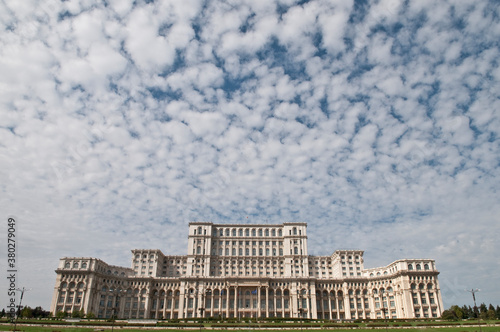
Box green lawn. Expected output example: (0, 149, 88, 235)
(1, 325, 499, 332)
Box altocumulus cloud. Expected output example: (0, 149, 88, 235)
(0, 0, 499, 309)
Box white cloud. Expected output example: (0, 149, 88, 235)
(125, 6, 176, 71)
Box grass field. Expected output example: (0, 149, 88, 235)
(1, 325, 499, 332)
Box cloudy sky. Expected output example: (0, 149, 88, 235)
(1, 0, 499, 310)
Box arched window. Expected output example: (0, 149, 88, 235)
(265, 229, 269, 236)
(252, 248, 256, 255)
(198, 226, 202, 235)
(272, 229, 276, 236)
(232, 229, 236, 236)
(252, 229, 256, 236)
(220, 229, 223, 236)
(226, 229, 230, 236)
(293, 227, 297, 235)
(65, 262, 70, 268)
(266, 248, 270, 256)
(245, 229, 249, 236)
(416, 264, 421, 270)
(239, 248, 243, 255)
(258, 229, 263, 236)
(259, 248, 263, 255)
(73, 262, 79, 269)
(408, 264, 413, 270)
(197, 246, 201, 254)
(427, 283, 433, 290)
(81, 262, 87, 269)
(410, 283, 416, 290)
(239, 229, 243, 236)
(232, 248, 236, 255)
(278, 229, 282, 236)
(245, 248, 249, 256)
(225, 248, 229, 256)
(424, 263, 429, 270)
(294, 247, 298, 255)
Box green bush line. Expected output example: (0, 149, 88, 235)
(2, 317, 498, 329)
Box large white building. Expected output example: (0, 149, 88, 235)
(50, 222, 444, 320)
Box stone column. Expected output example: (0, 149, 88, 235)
(226, 288, 230, 318)
(234, 286, 238, 319)
(265, 287, 269, 318)
(257, 286, 261, 318)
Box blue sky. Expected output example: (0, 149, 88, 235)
(1, 0, 499, 310)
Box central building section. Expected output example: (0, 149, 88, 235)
(187, 222, 310, 278)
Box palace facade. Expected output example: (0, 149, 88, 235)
(50, 222, 444, 320)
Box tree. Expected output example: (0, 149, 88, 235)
(441, 308, 458, 320)
(32, 306, 50, 318)
(452, 305, 464, 319)
(486, 304, 496, 320)
(86, 311, 95, 319)
(0, 309, 5, 318)
(71, 308, 85, 318)
(496, 305, 500, 320)
(21, 306, 33, 318)
(461, 305, 471, 319)
(56, 310, 67, 319)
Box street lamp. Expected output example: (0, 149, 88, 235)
(14, 287, 31, 332)
(111, 308, 116, 332)
(298, 308, 303, 332)
(109, 288, 122, 332)
(381, 307, 388, 332)
(466, 289, 482, 332)
(198, 307, 205, 332)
